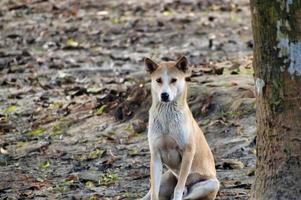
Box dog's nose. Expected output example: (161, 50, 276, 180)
(161, 92, 169, 102)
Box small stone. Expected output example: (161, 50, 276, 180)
(131, 119, 146, 133)
(199, 67, 213, 74)
(221, 159, 244, 169)
(213, 66, 224, 75)
(78, 170, 102, 183)
(247, 169, 255, 176)
(0, 155, 10, 166)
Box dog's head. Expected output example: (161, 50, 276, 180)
(145, 56, 190, 103)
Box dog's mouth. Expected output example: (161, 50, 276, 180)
(161, 99, 170, 103)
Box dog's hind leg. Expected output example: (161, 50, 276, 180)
(158, 170, 177, 200)
(142, 170, 177, 200)
(183, 178, 219, 200)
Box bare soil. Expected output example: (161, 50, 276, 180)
(0, 0, 255, 199)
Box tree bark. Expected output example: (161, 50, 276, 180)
(250, 0, 301, 199)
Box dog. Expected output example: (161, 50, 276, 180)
(142, 56, 219, 200)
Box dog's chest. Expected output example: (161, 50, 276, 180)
(148, 104, 188, 150)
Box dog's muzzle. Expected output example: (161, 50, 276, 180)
(161, 92, 170, 102)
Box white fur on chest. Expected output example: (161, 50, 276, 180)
(148, 103, 189, 150)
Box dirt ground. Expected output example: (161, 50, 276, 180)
(0, 0, 256, 199)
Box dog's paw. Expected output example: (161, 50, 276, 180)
(172, 191, 184, 200)
(142, 191, 151, 200)
(183, 187, 188, 197)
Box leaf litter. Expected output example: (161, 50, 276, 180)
(0, 0, 255, 199)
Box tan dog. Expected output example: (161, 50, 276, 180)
(143, 57, 219, 200)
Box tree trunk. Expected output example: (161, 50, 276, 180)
(250, 0, 301, 199)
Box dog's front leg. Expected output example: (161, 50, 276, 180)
(150, 149, 162, 200)
(172, 145, 195, 200)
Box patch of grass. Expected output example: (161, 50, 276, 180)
(36, 176, 45, 182)
(124, 192, 134, 198)
(99, 173, 117, 186)
(38, 161, 50, 169)
(4, 105, 17, 114)
(230, 12, 241, 23)
(89, 195, 99, 200)
(58, 179, 74, 193)
(16, 141, 26, 148)
(88, 148, 104, 159)
(217, 110, 226, 118)
(26, 128, 45, 137)
(51, 123, 64, 135)
(85, 181, 95, 188)
(111, 17, 121, 24)
(79, 148, 105, 161)
(124, 123, 133, 133)
(200, 118, 210, 126)
(217, 110, 242, 119)
(51, 102, 63, 109)
(50, 117, 70, 136)
(129, 148, 140, 156)
(31, 46, 45, 56)
(227, 111, 242, 118)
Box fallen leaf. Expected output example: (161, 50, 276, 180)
(163, 10, 172, 16)
(97, 10, 109, 16)
(0, 147, 8, 155)
(95, 105, 107, 116)
(87, 87, 102, 94)
(66, 39, 79, 48)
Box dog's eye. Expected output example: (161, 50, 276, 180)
(171, 78, 177, 83)
(156, 78, 162, 83)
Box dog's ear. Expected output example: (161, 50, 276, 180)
(145, 57, 158, 74)
(176, 56, 189, 73)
